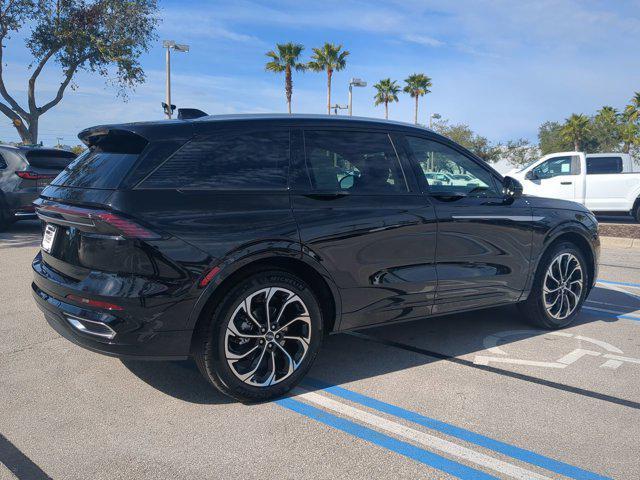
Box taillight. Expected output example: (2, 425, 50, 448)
(16, 171, 56, 180)
(36, 203, 160, 239)
(65, 294, 123, 311)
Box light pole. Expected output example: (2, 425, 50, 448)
(429, 112, 441, 129)
(331, 104, 349, 115)
(348, 78, 367, 116)
(162, 40, 190, 119)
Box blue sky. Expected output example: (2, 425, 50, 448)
(1, 0, 639, 146)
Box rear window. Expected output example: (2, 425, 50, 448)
(586, 156, 623, 174)
(139, 130, 290, 190)
(51, 149, 139, 189)
(25, 149, 76, 169)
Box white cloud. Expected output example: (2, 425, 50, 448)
(402, 34, 444, 47)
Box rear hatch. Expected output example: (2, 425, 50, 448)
(22, 149, 77, 188)
(35, 128, 180, 282)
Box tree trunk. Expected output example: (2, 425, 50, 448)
(327, 69, 332, 115)
(574, 139, 579, 151)
(384, 101, 388, 119)
(414, 95, 419, 124)
(285, 65, 292, 114)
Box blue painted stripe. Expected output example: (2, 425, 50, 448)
(582, 307, 640, 322)
(598, 279, 640, 289)
(302, 379, 610, 480)
(277, 397, 498, 480)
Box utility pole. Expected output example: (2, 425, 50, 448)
(162, 40, 190, 119)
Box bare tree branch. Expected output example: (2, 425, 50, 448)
(38, 60, 82, 114)
(0, 100, 29, 140)
(28, 48, 58, 112)
(0, 37, 29, 119)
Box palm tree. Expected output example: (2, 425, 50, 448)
(620, 121, 640, 153)
(624, 91, 640, 123)
(373, 78, 400, 119)
(308, 43, 349, 114)
(265, 43, 307, 114)
(561, 114, 590, 151)
(403, 73, 432, 124)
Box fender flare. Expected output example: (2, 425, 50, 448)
(184, 242, 342, 333)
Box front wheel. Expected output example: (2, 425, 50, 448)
(633, 204, 640, 223)
(194, 270, 323, 402)
(519, 242, 588, 329)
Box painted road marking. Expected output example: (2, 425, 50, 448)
(476, 330, 639, 371)
(582, 306, 640, 322)
(294, 388, 552, 480)
(302, 379, 610, 480)
(277, 397, 499, 480)
(597, 279, 640, 289)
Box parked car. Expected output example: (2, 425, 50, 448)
(0, 145, 77, 230)
(31, 114, 599, 401)
(507, 152, 640, 222)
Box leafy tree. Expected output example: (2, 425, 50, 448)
(373, 78, 400, 119)
(503, 139, 539, 167)
(624, 92, 640, 123)
(620, 121, 640, 154)
(592, 106, 622, 152)
(265, 42, 306, 114)
(70, 144, 85, 155)
(538, 121, 572, 154)
(432, 118, 501, 163)
(0, 0, 158, 144)
(561, 114, 590, 151)
(403, 73, 432, 125)
(308, 43, 349, 114)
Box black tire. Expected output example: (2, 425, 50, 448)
(634, 204, 640, 223)
(0, 206, 12, 232)
(519, 241, 589, 329)
(194, 270, 323, 402)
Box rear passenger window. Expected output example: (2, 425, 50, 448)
(303, 130, 408, 194)
(586, 157, 623, 174)
(141, 130, 290, 190)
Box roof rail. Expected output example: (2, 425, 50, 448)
(177, 108, 208, 120)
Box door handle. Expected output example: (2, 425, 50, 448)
(560, 181, 573, 185)
(303, 192, 350, 200)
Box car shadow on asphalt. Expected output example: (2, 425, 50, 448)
(0, 220, 42, 248)
(119, 284, 639, 405)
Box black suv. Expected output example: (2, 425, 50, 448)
(0, 145, 76, 230)
(31, 114, 599, 401)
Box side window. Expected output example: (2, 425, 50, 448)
(586, 157, 623, 174)
(141, 130, 290, 189)
(532, 156, 574, 178)
(303, 130, 408, 194)
(406, 136, 500, 197)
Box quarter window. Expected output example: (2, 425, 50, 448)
(142, 130, 290, 189)
(406, 136, 500, 197)
(303, 130, 408, 194)
(586, 156, 623, 174)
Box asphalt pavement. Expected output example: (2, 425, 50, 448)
(1, 221, 639, 479)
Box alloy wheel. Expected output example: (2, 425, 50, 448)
(543, 253, 584, 320)
(224, 287, 311, 387)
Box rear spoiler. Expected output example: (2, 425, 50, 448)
(78, 127, 148, 152)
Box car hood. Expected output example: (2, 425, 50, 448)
(524, 194, 590, 213)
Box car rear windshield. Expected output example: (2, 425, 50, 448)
(51, 148, 139, 189)
(26, 149, 76, 169)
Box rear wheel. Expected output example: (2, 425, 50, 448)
(633, 203, 640, 223)
(0, 205, 12, 232)
(194, 270, 323, 402)
(519, 242, 588, 329)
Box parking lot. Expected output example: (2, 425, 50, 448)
(1, 221, 639, 480)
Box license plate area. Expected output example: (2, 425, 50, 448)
(42, 224, 57, 253)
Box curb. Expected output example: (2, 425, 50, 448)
(600, 235, 640, 249)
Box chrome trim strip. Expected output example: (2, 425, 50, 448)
(65, 315, 116, 340)
(36, 212, 95, 228)
(14, 212, 37, 218)
(451, 215, 545, 222)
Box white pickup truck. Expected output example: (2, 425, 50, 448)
(507, 152, 640, 222)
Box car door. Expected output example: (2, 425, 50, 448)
(290, 128, 438, 331)
(525, 155, 580, 201)
(403, 135, 535, 315)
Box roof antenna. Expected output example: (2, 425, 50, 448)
(177, 108, 208, 120)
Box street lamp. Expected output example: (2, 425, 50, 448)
(429, 112, 441, 129)
(162, 40, 190, 119)
(331, 104, 349, 115)
(348, 77, 367, 116)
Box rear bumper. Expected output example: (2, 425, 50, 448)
(31, 255, 194, 360)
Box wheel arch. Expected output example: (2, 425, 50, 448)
(187, 252, 341, 355)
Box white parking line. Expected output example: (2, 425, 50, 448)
(294, 388, 552, 480)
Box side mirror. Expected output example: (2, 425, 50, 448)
(503, 176, 523, 199)
(524, 170, 538, 181)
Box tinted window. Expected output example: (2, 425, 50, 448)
(303, 130, 408, 194)
(26, 149, 76, 169)
(406, 136, 499, 197)
(586, 156, 623, 174)
(532, 156, 574, 178)
(142, 130, 290, 190)
(52, 149, 139, 189)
